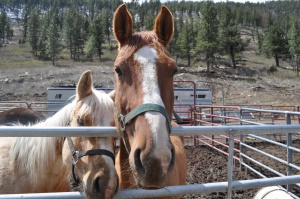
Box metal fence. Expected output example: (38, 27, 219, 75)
(1, 125, 300, 199)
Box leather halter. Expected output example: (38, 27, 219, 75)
(66, 137, 115, 185)
(115, 103, 172, 154)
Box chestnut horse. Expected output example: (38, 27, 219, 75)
(0, 70, 118, 199)
(112, 4, 186, 198)
(0, 107, 45, 126)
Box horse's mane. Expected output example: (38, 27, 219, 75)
(74, 89, 114, 125)
(9, 103, 74, 181)
(9, 89, 114, 182)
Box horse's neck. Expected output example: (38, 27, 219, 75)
(10, 136, 65, 182)
(116, 141, 136, 189)
(36, 103, 74, 127)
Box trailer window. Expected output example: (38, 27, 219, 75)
(55, 94, 62, 99)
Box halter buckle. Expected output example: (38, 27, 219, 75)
(72, 151, 79, 165)
(118, 113, 126, 132)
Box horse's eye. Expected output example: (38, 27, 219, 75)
(115, 67, 122, 76)
(77, 118, 84, 126)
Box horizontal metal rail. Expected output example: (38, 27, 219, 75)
(1, 176, 300, 199)
(1, 125, 300, 137)
(196, 136, 240, 161)
(247, 134, 300, 153)
(241, 142, 300, 170)
(241, 153, 285, 177)
(242, 108, 300, 115)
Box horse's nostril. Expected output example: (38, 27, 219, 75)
(134, 148, 145, 175)
(93, 177, 101, 193)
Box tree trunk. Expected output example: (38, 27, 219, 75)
(206, 56, 210, 72)
(296, 54, 299, 77)
(275, 55, 280, 67)
(230, 48, 236, 68)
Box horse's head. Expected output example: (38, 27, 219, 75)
(63, 70, 118, 199)
(113, 4, 177, 188)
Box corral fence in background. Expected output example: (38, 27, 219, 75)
(0, 125, 300, 199)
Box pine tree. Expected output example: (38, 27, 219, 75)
(0, 10, 7, 43)
(176, 19, 195, 67)
(28, 9, 40, 56)
(46, 6, 62, 65)
(194, 1, 219, 72)
(92, 14, 105, 60)
(21, 5, 30, 45)
(219, 5, 249, 68)
(101, 8, 112, 44)
(288, 21, 300, 76)
(84, 35, 96, 61)
(63, 7, 75, 59)
(262, 13, 289, 67)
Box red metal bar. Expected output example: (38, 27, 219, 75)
(195, 137, 240, 161)
(201, 135, 240, 153)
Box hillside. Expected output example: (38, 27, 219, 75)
(0, 22, 300, 107)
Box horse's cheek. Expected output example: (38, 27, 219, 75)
(62, 143, 72, 166)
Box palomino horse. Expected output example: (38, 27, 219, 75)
(0, 107, 45, 126)
(112, 4, 186, 198)
(0, 70, 118, 199)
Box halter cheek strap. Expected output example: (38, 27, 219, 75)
(66, 137, 115, 185)
(115, 103, 172, 154)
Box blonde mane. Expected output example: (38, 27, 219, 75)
(75, 89, 114, 126)
(9, 103, 75, 182)
(9, 89, 114, 182)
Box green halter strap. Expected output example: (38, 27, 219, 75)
(115, 103, 172, 153)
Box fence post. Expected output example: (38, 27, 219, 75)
(227, 129, 235, 199)
(286, 113, 292, 192)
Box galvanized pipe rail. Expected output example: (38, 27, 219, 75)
(1, 125, 300, 199)
(1, 176, 300, 199)
(1, 125, 300, 137)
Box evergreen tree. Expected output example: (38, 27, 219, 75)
(219, 5, 249, 68)
(288, 21, 300, 76)
(21, 5, 30, 44)
(84, 34, 96, 61)
(28, 9, 40, 56)
(100, 8, 112, 44)
(72, 11, 86, 60)
(63, 7, 86, 60)
(176, 19, 195, 67)
(195, 1, 219, 72)
(91, 14, 105, 60)
(262, 14, 289, 67)
(63, 7, 75, 59)
(46, 6, 62, 65)
(39, 12, 50, 59)
(0, 10, 7, 43)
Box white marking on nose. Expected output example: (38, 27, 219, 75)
(134, 46, 171, 159)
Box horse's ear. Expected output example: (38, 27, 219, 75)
(108, 90, 115, 102)
(154, 6, 174, 47)
(77, 70, 93, 100)
(113, 4, 133, 47)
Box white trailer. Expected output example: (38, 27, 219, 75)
(47, 87, 212, 114)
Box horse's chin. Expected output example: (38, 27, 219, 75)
(133, 174, 167, 189)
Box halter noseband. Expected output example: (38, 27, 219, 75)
(66, 137, 115, 185)
(115, 103, 172, 154)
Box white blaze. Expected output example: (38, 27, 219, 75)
(134, 46, 170, 159)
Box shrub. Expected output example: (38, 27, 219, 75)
(268, 65, 277, 73)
